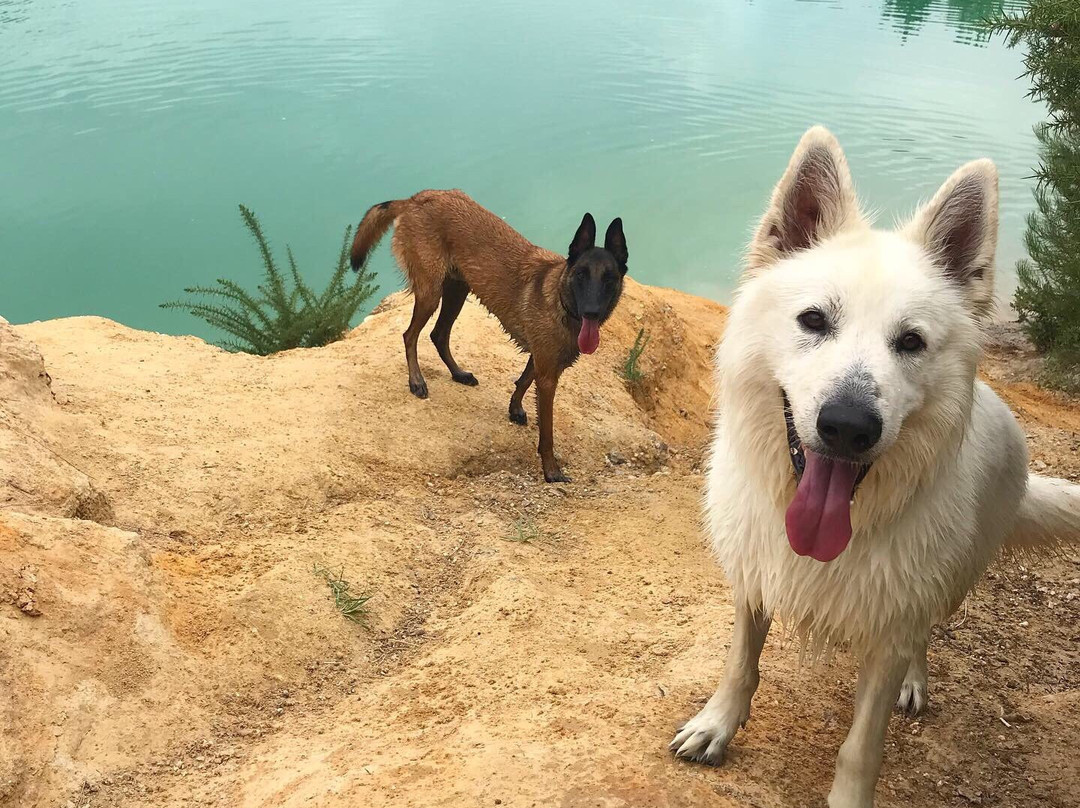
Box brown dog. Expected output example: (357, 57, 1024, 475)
(350, 190, 628, 482)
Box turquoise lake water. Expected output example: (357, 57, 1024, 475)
(1, 0, 1040, 340)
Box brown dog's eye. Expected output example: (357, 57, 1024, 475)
(797, 309, 828, 333)
(897, 332, 926, 353)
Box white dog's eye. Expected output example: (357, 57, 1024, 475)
(797, 309, 829, 333)
(897, 331, 926, 353)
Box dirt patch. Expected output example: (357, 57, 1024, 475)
(983, 323, 1080, 483)
(1, 285, 1076, 808)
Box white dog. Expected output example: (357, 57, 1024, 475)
(670, 127, 1080, 807)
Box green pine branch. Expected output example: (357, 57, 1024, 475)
(162, 205, 379, 355)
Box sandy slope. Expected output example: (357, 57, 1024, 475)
(0, 280, 1076, 808)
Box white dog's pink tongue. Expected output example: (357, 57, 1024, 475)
(578, 317, 600, 354)
(785, 450, 859, 562)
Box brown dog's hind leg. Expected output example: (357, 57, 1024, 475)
(430, 276, 477, 386)
(509, 356, 535, 425)
(403, 289, 440, 399)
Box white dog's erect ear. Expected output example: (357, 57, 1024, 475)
(746, 126, 862, 272)
(904, 159, 998, 316)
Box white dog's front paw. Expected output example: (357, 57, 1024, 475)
(827, 789, 874, 808)
(669, 692, 751, 765)
(895, 675, 928, 716)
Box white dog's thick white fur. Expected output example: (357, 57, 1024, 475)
(671, 127, 1080, 808)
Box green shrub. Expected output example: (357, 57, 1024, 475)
(163, 205, 378, 354)
(991, 2, 1080, 388)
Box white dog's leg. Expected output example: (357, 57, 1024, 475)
(827, 648, 908, 808)
(895, 636, 928, 716)
(670, 599, 770, 765)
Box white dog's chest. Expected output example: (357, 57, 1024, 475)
(705, 442, 1000, 657)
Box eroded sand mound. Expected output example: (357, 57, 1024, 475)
(1, 282, 1077, 808)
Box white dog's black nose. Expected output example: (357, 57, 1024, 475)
(817, 402, 883, 457)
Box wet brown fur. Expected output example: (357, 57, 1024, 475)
(350, 189, 627, 482)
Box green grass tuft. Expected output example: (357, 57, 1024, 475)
(162, 204, 378, 355)
(1039, 352, 1080, 394)
(313, 563, 373, 624)
(619, 327, 651, 383)
(503, 517, 543, 544)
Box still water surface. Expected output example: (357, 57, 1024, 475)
(1, 0, 1039, 339)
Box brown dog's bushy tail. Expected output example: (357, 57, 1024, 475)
(350, 200, 400, 270)
(1005, 475, 1080, 553)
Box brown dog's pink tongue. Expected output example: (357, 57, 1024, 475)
(578, 317, 600, 354)
(785, 450, 859, 562)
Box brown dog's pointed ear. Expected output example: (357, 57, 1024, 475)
(568, 212, 596, 264)
(604, 217, 628, 273)
(747, 126, 862, 273)
(904, 159, 998, 318)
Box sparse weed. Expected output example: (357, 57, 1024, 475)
(313, 563, 373, 624)
(620, 328, 651, 383)
(1040, 354, 1080, 395)
(503, 517, 543, 544)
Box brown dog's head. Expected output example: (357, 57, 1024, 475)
(565, 213, 628, 354)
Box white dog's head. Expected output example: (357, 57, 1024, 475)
(721, 126, 998, 562)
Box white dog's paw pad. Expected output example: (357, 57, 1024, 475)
(669, 709, 743, 766)
(895, 680, 928, 716)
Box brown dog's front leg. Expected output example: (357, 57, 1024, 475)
(535, 372, 569, 483)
